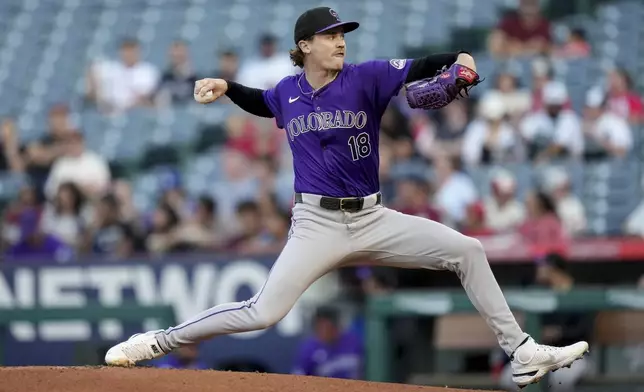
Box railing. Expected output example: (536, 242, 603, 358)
(366, 288, 644, 392)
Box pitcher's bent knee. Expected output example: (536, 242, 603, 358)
(251, 305, 286, 330)
(450, 236, 486, 268)
(463, 237, 486, 260)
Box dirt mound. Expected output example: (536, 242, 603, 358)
(0, 367, 496, 392)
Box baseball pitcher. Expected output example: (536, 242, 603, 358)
(105, 7, 588, 388)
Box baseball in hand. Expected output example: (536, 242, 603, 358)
(194, 78, 227, 104)
(194, 89, 214, 104)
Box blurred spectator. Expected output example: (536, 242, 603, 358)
(555, 28, 591, 58)
(542, 168, 586, 238)
(158, 169, 193, 221)
(418, 100, 470, 160)
(488, 0, 552, 58)
(484, 169, 526, 233)
(225, 200, 291, 255)
(112, 179, 139, 223)
(530, 58, 551, 112)
(145, 201, 181, 256)
(40, 182, 86, 248)
(388, 136, 427, 180)
(114, 224, 142, 259)
(44, 131, 111, 200)
(433, 155, 478, 226)
(86, 38, 160, 114)
(605, 67, 644, 123)
(5, 209, 73, 263)
(237, 33, 297, 89)
(292, 306, 363, 379)
(535, 253, 575, 292)
(582, 88, 633, 159)
(253, 157, 293, 214)
(2, 184, 41, 248)
(462, 92, 521, 167)
(391, 174, 441, 222)
(0, 117, 25, 173)
(624, 175, 644, 237)
(86, 194, 140, 258)
(225, 113, 283, 161)
(530, 58, 572, 113)
(211, 149, 260, 227)
(155, 40, 199, 106)
(209, 49, 241, 105)
(22, 104, 76, 196)
(153, 345, 208, 370)
(357, 266, 398, 297)
(520, 81, 583, 162)
(483, 70, 531, 124)
(461, 202, 495, 237)
(225, 200, 263, 253)
(380, 104, 412, 141)
(345, 267, 398, 338)
(213, 49, 240, 81)
(498, 253, 594, 391)
(254, 156, 279, 200)
(171, 195, 223, 251)
(519, 191, 566, 251)
(251, 209, 291, 254)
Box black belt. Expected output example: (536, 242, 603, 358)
(294, 192, 382, 212)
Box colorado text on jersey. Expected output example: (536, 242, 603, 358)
(286, 110, 368, 141)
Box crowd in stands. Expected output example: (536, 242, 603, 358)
(0, 0, 643, 262)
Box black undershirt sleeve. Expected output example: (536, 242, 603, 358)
(224, 80, 274, 118)
(405, 51, 470, 83)
(223, 53, 469, 116)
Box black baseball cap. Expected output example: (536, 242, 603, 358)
(293, 7, 359, 45)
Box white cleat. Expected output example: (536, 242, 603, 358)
(511, 337, 589, 388)
(105, 330, 167, 367)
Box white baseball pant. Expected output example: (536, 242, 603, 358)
(155, 192, 528, 356)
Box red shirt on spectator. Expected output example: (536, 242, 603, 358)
(226, 118, 282, 160)
(555, 41, 591, 58)
(461, 202, 495, 237)
(462, 227, 496, 237)
(607, 92, 644, 122)
(519, 213, 567, 255)
(497, 13, 551, 44)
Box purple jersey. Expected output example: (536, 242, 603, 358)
(292, 331, 363, 379)
(263, 59, 412, 197)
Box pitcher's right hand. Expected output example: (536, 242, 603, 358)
(194, 78, 228, 104)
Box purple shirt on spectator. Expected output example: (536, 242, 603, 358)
(5, 209, 74, 263)
(6, 235, 73, 263)
(292, 331, 363, 379)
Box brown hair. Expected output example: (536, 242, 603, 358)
(289, 37, 313, 68)
(289, 47, 305, 68)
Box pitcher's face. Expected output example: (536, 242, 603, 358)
(302, 28, 346, 71)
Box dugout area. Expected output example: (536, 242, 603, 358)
(0, 367, 498, 392)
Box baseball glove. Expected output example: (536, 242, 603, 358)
(405, 63, 482, 110)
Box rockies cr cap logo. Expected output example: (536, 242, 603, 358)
(330, 9, 341, 21)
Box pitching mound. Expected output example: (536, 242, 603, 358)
(0, 366, 496, 392)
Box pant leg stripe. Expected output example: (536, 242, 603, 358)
(162, 263, 275, 335)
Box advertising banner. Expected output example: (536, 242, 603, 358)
(0, 256, 306, 374)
